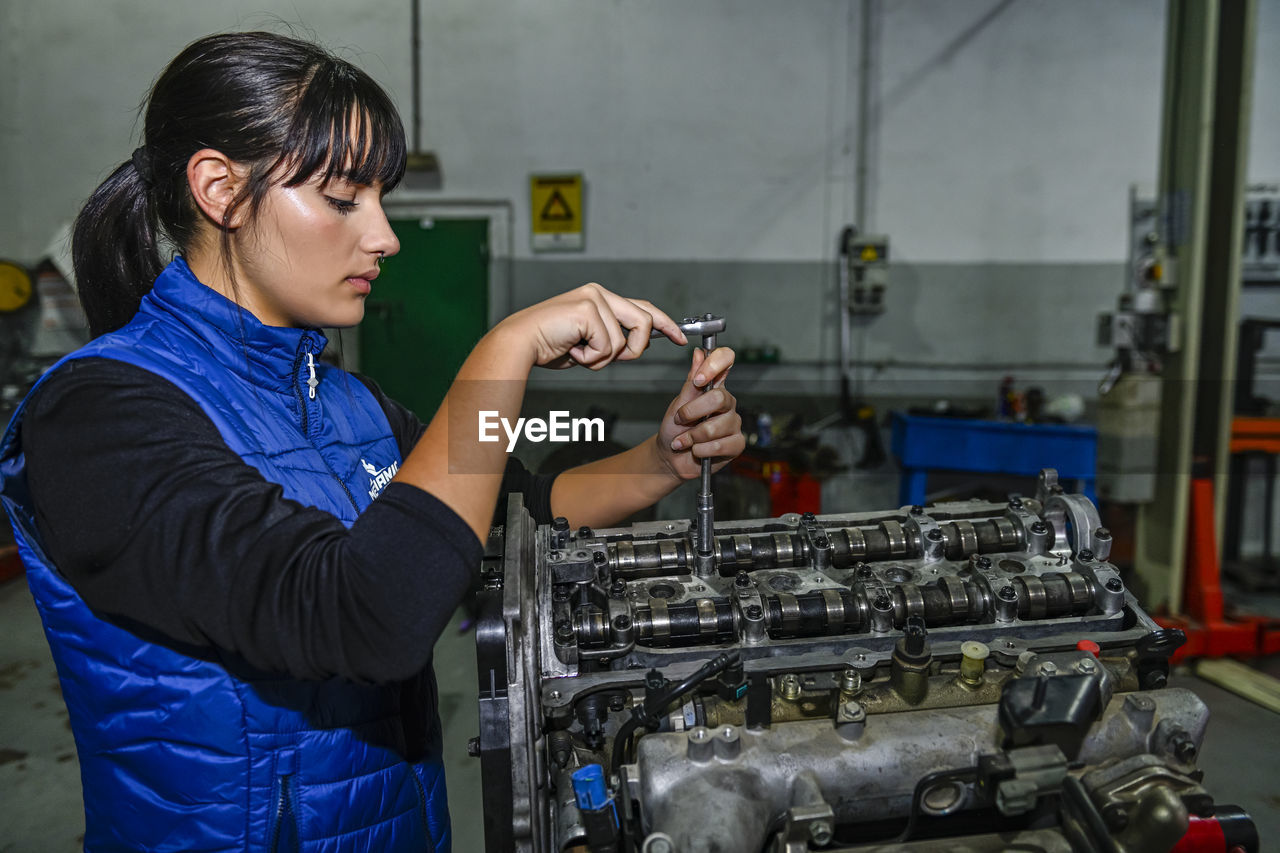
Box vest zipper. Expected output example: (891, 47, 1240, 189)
(292, 337, 360, 512)
(412, 770, 436, 849)
(291, 344, 312, 435)
(306, 353, 319, 400)
(270, 773, 298, 853)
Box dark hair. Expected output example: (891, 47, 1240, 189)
(72, 31, 407, 337)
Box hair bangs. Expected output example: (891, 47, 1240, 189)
(277, 61, 407, 193)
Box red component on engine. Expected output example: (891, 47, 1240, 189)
(1170, 816, 1227, 852)
(1075, 639, 1100, 657)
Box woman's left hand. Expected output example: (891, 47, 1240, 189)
(656, 346, 745, 480)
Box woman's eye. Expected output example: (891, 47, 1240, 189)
(326, 197, 358, 215)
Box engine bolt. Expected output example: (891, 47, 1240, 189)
(1079, 549, 1095, 562)
(873, 594, 892, 611)
(1030, 521, 1047, 535)
(555, 621, 574, 643)
(613, 614, 632, 631)
(1038, 661, 1058, 675)
(779, 673, 802, 701)
(1170, 730, 1197, 762)
(998, 585, 1017, 601)
(609, 578, 626, 599)
(815, 536, 829, 549)
(1125, 694, 1156, 713)
(552, 516, 569, 531)
(810, 820, 834, 846)
(1106, 578, 1123, 592)
(1103, 803, 1129, 831)
(608, 694, 627, 712)
(1009, 497, 1023, 509)
(856, 563, 875, 579)
(976, 555, 992, 570)
(1075, 657, 1097, 674)
(927, 528, 943, 541)
(801, 512, 816, 524)
(1095, 527, 1112, 540)
(909, 505, 924, 515)
(746, 604, 763, 620)
(593, 551, 606, 565)
(839, 666, 862, 696)
(578, 525, 592, 538)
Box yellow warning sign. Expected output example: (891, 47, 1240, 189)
(530, 173, 584, 251)
(541, 189, 573, 222)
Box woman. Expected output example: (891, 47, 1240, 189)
(0, 31, 743, 852)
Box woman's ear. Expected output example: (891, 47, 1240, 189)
(187, 149, 248, 229)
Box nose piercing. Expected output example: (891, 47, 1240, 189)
(376, 251, 385, 265)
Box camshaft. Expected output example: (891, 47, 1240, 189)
(610, 516, 1025, 577)
(620, 571, 1098, 646)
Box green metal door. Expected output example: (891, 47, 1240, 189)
(360, 217, 489, 422)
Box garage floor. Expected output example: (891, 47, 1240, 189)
(1, 573, 1277, 851)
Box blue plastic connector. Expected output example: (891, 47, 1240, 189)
(571, 764, 610, 812)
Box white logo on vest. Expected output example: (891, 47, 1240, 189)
(362, 458, 399, 501)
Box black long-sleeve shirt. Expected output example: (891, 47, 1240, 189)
(20, 358, 554, 683)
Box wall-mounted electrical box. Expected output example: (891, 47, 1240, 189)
(845, 233, 889, 315)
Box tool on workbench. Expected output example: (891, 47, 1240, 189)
(653, 314, 726, 576)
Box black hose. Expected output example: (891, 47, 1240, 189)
(1062, 775, 1121, 853)
(609, 652, 741, 774)
(895, 767, 978, 844)
(661, 652, 738, 706)
(609, 717, 642, 781)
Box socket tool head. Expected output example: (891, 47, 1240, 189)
(651, 314, 726, 341)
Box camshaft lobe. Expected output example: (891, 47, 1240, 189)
(609, 516, 1025, 576)
(621, 572, 1098, 646)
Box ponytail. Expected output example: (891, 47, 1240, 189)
(72, 156, 165, 338)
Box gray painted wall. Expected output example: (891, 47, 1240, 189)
(4, 1, 1277, 379)
(510, 258, 1117, 396)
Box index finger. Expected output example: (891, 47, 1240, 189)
(622, 297, 685, 346)
(603, 294, 687, 355)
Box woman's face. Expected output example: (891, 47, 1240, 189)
(231, 174, 400, 329)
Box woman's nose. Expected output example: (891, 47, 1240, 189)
(368, 214, 400, 259)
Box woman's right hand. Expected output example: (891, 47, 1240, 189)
(496, 283, 688, 370)
(403, 282, 688, 541)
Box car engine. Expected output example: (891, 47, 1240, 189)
(473, 469, 1259, 852)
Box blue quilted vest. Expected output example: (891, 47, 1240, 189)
(0, 257, 451, 852)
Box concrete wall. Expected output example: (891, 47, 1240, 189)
(4, 1, 1277, 385)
